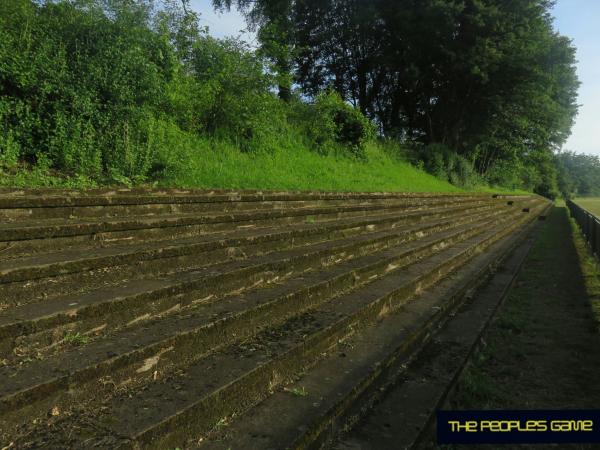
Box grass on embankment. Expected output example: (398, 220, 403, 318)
(0, 139, 528, 194)
(159, 141, 464, 192)
(0, 141, 462, 193)
(569, 201, 600, 323)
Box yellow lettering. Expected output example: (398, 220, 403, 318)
(448, 420, 478, 432)
(551, 420, 594, 432)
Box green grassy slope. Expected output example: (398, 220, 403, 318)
(1, 138, 529, 194)
(0, 141, 463, 193)
(161, 141, 462, 193)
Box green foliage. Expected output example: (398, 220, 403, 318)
(485, 150, 559, 200)
(185, 36, 289, 152)
(485, 159, 525, 192)
(301, 91, 375, 158)
(556, 151, 600, 199)
(214, 0, 295, 100)
(0, 0, 578, 197)
(415, 143, 480, 189)
(0, 0, 175, 181)
(63, 331, 90, 346)
(292, 0, 578, 196)
(1, 1, 379, 184)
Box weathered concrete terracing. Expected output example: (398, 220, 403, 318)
(0, 189, 550, 449)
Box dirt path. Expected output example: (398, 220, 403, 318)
(439, 205, 600, 448)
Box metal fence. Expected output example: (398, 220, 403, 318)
(567, 200, 600, 256)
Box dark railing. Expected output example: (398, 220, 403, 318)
(567, 200, 600, 256)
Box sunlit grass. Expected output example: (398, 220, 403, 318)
(0, 135, 530, 194)
(161, 139, 463, 193)
(574, 198, 600, 217)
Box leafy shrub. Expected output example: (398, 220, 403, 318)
(0, 0, 174, 179)
(417, 143, 480, 188)
(486, 159, 524, 190)
(304, 91, 375, 158)
(186, 36, 289, 152)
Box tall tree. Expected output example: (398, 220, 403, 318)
(293, 0, 579, 183)
(213, 0, 295, 101)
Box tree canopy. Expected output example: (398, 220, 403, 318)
(295, 0, 577, 178)
(0, 0, 581, 197)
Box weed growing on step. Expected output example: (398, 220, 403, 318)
(456, 365, 499, 407)
(63, 332, 90, 346)
(215, 417, 229, 429)
(284, 386, 308, 397)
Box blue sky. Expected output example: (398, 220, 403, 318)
(190, 0, 599, 155)
(553, 0, 600, 155)
(190, 0, 250, 41)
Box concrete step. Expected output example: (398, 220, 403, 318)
(203, 206, 547, 450)
(0, 200, 515, 306)
(0, 204, 518, 362)
(0, 197, 497, 259)
(0, 191, 488, 221)
(0, 210, 515, 425)
(0, 199, 548, 448)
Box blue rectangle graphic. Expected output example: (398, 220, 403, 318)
(437, 410, 600, 444)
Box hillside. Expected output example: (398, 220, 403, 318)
(0, 0, 578, 196)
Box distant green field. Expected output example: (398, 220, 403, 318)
(574, 198, 600, 217)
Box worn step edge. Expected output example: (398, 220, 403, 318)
(0, 205, 527, 344)
(0, 202, 522, 309)
(0, 196, 488, 222)
(115, 204, 544, 449)
(0, 205, 500, 337)
(0, 201, 503, 260)
(0, 200, 510, 284)
(0, 197, 495, 242)
(0, 191, 487, 209)
(0, 213, 504, 425)
(205, 204, 547, 450)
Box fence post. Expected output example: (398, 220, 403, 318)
(592, 215, 597, 255)
(596, 219, 600, 256)
(587, 212, 592, 245)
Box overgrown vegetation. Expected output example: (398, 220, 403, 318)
(556, 152, 600, 198)
(0, 0, 579, 195)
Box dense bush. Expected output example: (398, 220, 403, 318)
(0, 0, 377, 183)
(0, 0, 575, 197)
(555, 151, 600, 199)
(313, 91, 375, 157)
(486, 153, 559, 199)
(0, 0, 175, 179)
(170, 36, 290, 152)
(415, 143, 480, 188)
